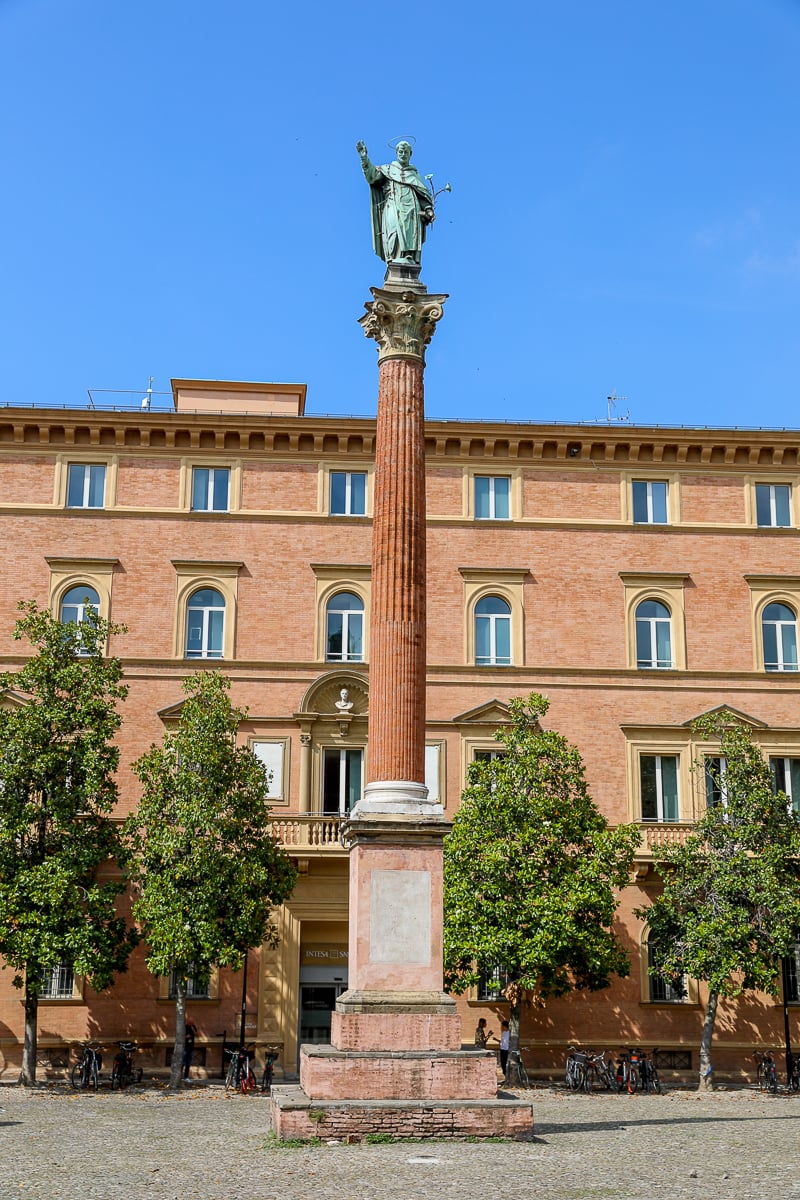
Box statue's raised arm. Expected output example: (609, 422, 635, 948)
(356, 138, 434, 267)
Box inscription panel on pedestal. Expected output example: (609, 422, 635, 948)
(369, 869, 431, 964)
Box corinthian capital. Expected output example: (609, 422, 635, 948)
(359, 288, 448, 363)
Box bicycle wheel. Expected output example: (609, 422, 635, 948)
(242, 1067, 256, 1095)
(581, 1064, 592, 1094)
(91, 1060, 100, 1091)
(627, 1066, 638, 1094)
(224, 1060, 237, 1092)
(70, 1061, 87, 1091)
(768, 1066, 778, 1094)
(111, 1063, 122, 1091)
(261, 1063, 273, 1094)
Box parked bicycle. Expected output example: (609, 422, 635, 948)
(70, 1042, 103, 1091)
(565, 1047, 591, 1092)
(788, 1052, 800, 1092)
(260, 1049, 278, 1094)
(224, 1045, 256, 1094)
(589, 1049, 619, 1091)
(616, 1048, 643, 1094)
(111, 1041, 143, 1089)
(638, 1048, 662, 1094)
(753, 1050, 778, 1094)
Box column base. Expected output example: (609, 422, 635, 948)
(351, 779, 445, 818)
(300, 1044, 499, 1101)
(270, 1084, 535, 1142)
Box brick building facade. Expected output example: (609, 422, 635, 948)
(1, 378, 798, 1083)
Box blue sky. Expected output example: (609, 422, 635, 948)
(2, 0, 799, 428)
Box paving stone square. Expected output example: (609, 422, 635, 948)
(2, 1082, 798, 1199)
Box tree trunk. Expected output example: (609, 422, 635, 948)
(19, 979, 39, 1086)
(698, 989, 718, 1091)
(503, 1001, 523, 1088)
(170, 976, 187, 1091)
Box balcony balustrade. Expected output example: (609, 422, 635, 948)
(269, 814, 344, 853)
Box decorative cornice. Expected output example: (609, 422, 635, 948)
(359, 287, 448, 363)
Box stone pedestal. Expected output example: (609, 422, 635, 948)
(270, 273, 533, 1141)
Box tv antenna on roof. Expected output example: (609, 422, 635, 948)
(606, 390, 630, 423)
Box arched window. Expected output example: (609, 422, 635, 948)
(185, 588, 225, 659)
(325, 592, 364, 662)
(475, 596, 512, 666)
(60, 585, 100, 656)
(635, 600, 672, 669)
(60, 585, 99, 626)
(762, 602, 798, 672)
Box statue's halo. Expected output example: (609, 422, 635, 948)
(387, 135, 417, 150)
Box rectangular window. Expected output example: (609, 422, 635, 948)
(704, 756, 728, 809)
(640, 755, 679, 821)
(425, 743, 441, 804)
(770, 757, 800, 814)
(252, 740, 285, 802)
(322, 748, 363, 816)
(169, 967, 210, 999)
(474, 749, 505, 764)
(66, 464, 106, 509)
(475, 476, 510, 520)
(191, 467, 230, 512)
(784, 944, 800, 1003)
(756, 484, 791, 528)
(632, 480, 668, 524)
(647, 941, 686, 1003)
(40, 962, 75, 999)
(330, 471, 367, 516)
(478, 963, 510, 1001)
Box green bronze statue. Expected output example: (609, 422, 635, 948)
(356, 140, 435, 266)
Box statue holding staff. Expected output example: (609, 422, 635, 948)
(356, 139, 435, 267)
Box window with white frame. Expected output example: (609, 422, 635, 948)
(425, 743, 442, 805)
(473, 748, 506, 764)
(762, 602, 799, 672)
(330, 471, 367, 516)
(191, 467, 230, 513)
(770, 757, 800, 814)
(784, 943, 800, 1003)
(185, 588, 225, 659)
(322, 747, 363, 815)
(169, 966, 210, 999)
(632, 480, 668, 525)
(59, 584, 100, 657)
(66, 464, 106, 509)
(325, 591, 364, 662)
(647, 934, 686, 1003)
(474, 596, 512, 666)
(704, 756, 728, 809)
(40, 961, 75, 999)
(755, 484, 791, 528)
(475, 476, 511, 520)
(252, 740, 286, 802)
(640, 754, 679, 822)
(635, 600, 672, 669)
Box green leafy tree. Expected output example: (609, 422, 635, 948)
(443, 693, 640, 1085)
(637, 712, 800, 1090)
(126, 671, 298, 1089)
(0, 600, 136, 1085)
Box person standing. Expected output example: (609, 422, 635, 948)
(183, 1019, 198, 1080)
(499, 1020, 510, 1077)
(474, 1017, 494, 1050)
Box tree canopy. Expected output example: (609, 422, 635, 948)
(443, 692, 639, 1079)
(126, 671, 297, 1087)
(637, 711, 800, 1089)
(0, 600, 136, 1084)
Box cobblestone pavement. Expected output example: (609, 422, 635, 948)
(1, 1082, 799, 1200)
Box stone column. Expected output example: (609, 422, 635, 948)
(356, 277, 447, 815)
(298, 731, 312, 815)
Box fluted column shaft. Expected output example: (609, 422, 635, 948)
(368, 356, 427, 784)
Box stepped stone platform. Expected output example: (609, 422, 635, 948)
(270, 1083, 536, 1142)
